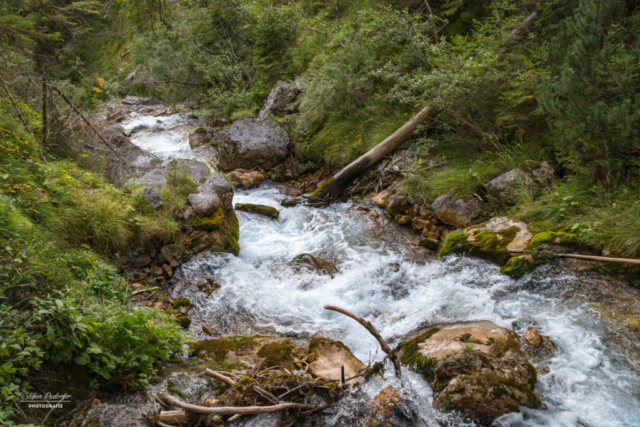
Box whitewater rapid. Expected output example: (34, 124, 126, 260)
(171, 185, 640, 427)
(118, 110, 640, 426)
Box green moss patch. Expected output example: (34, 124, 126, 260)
(419, 238, 439, 251)
(176, 315, 191, 329)
(399, 327, 441, 366)
(192, 209, 240, 256)
(500, 253, 549, 279)
(440, 226, 521, 266)
(172, 297, 194, 310)
(235, 203, 280, 220)
(527, 231, 576, 250)
(257, 342, 295, 367)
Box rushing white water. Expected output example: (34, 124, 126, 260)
(173, 185, 640, 427)
(120, 112, 197, 160)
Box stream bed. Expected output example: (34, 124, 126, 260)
(126, 110, 640, 427)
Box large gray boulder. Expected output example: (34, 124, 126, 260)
(258, 80, 303, 120)
(432, 194, 482, 228)
(216, 118, 293, 171)
(187, 173, 233, 216)
(484, 169, 541, 203)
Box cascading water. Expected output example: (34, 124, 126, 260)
(173, 186, 640, 427)
(121, 112, 640, 427)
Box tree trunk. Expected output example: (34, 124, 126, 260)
(312, 105, 439, 201)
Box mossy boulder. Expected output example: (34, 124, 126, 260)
(419, 238, 439, 251)
(527, 231, 576, 250)
(191, 208, 240, 256)
(257, 342, 296, 368)
(235, 203, 280, 220)
(190, 336, 260, 366)
(440, 217, 532, 266)
(500, 253, 550, 279)
(398, 322, 540, 425)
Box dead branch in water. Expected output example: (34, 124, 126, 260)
(508, 249, 640, 266)
(158, 410, 186, 424)
(324, 305, 402, 380)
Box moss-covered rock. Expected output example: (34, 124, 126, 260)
(527, 231, 576, 250)
(176, 315, 191, 329)
(234, 203, 280, 220)
(257, 342, 296, 368)
(500, 253, 549, 279)
(191, 208, 240, 256)
(190, 336, 259, 363)
(172, 297, 194, 310)
(440, 218, 534, 266)
(419, 238, 439, 251)
(289, 253, 338, 277)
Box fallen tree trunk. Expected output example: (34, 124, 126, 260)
(509, 249, 640, 265)
(312, 105, 440, 201)
(205, 369, 236, 387)
(159, 393, 316, 415)
(324, 305, 402, 380)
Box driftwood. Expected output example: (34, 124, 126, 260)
(130, 286, 160, 296)
(324, 305, 402, 380)
(509, 249, 640, 266)
(158, 410, 186, 424)
(204, 369, 236, 387)
(312, 106, 440, 201)
(159, 393, 316, 415)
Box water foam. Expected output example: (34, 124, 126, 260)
(173, 185, 640, 427)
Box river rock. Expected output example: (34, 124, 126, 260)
(235, 203, 280, 220)
(289, 254, 338, 277)
(522, 329, 543, 348)
(216, 118, 293, 171)
(372, 189, 392, 208)
(371, 385, 402, 417)
(432, 194, 482, 228)
(258, 80, 302, 120)
(307, 337, 367, 382)
(398, 321, 540, 425)
(440, 217, 532, 266)
(385, 194, 413, 217)
(188, 173, 233, 216)
(83, 402, 153, 427)
(141, 187, 164, 209)
(227, 169, 266, 189)
(189, 127, 216, 149)
(484, 169, 541, 203)
(532, 160, 555, 187)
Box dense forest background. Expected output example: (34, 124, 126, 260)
(1, 0, 639, 424)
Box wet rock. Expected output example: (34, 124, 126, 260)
(372, 189, 392, 208)
(235, 203, 279, 220)
(418, 238, 439, 251)
(190, 209, 240, 256)
(398, 321, 540, 425)
(522, 329, 543, 348)
(141, 187, 164, 210)
(432, 194, 482, 229)
(371, 385, 402, 418)
(532, 160, 555, 187)
(83, 402, 153, 427)
(188, 173, 233, 216)
(162, 264, 173, 277)
(397, 215, 412, 225)
(412, 217, 430, 230)
(484, 169, 541, 203)
(385, 194, 413, 217)
(176, 315, 191, 329)
(166, 371, 212, 403)
(216, 118, 293, 171)
(307, 337, 367, 382)
(189, 127, 216, 149)
(227, 169, 266, 189)
(281, 198, 301, 207)
(440, 217, 532, 266)
(190, 336, 293, 370)
(121, 96, 156, 106)
(258, 80, 303, 120)
(289, 254, 338, 277)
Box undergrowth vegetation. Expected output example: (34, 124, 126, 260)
(0, 112, 191, 423)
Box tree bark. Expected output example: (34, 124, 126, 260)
(312, 105, 439, 201)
